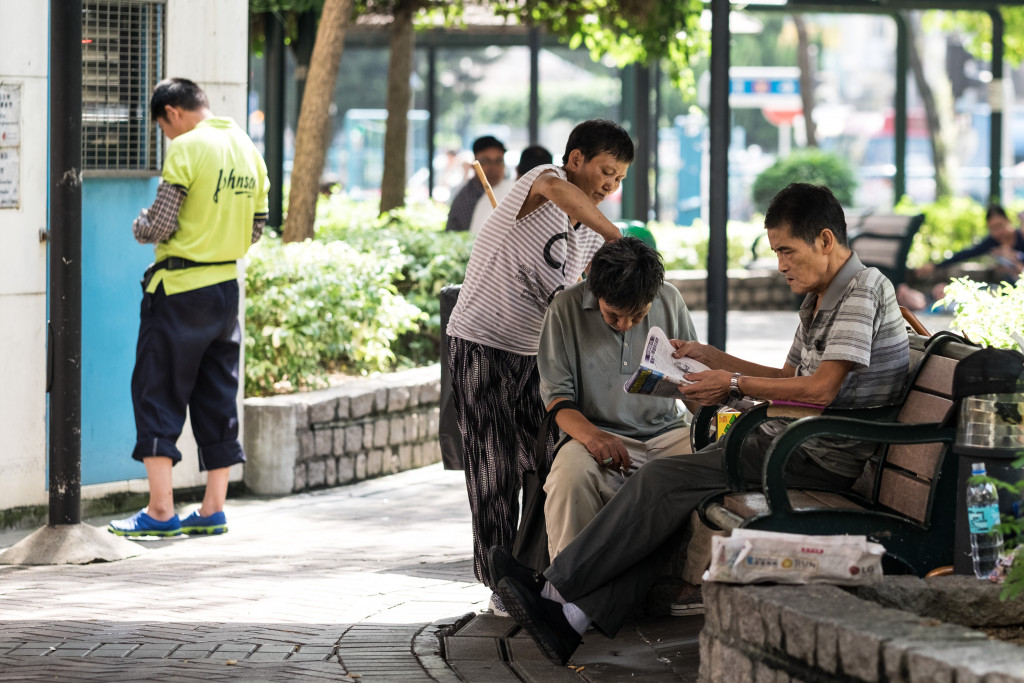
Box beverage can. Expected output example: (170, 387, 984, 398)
(717, 408, 741, 439)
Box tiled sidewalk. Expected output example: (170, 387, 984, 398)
(0, 311, 955, 681)
(0, 464, 701, 682)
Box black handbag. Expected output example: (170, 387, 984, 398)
(438, 284, 464, 470)
(511, 400, 579, 573)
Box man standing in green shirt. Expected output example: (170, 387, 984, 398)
(109, 78, 269, 538)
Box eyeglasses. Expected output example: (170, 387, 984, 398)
(477, 157, 505, 167)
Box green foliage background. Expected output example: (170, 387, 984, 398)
(244, 197, 471, 396)
(751, 148, 858, 213)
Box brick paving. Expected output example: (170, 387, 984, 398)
(0, 464, 703, 682)
(0, 311, 955, 682)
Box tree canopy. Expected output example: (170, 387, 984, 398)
(926, 7, 1024, 67)
(492, 0, 706, 89)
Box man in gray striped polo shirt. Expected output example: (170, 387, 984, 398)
(492, 183, 910, 665)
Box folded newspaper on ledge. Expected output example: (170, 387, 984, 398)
(623, 326, 711, 398)
(704, 529, 885, 586)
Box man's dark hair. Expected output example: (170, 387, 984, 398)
(764, 182, 848, 247)
(150, 78, 209, 121)
(472, 135, 506, 155)
(517, 145, 553, 176)
(587, 236, 664, 314)
(562, 119, 634, 166)
(986, 204, 1008, 222)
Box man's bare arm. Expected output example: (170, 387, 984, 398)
(679, 360, 855, 407)
(547, 397, 632, 471)
(519, 171, 621, 242)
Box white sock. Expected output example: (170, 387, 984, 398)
(541, 581, 566, 605)
(562, 602, 590, 635)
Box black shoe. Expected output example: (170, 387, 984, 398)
(488, 545, 545, 592)
(497, 576, 581, 665)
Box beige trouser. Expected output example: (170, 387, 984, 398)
(543, 427, 693, 560)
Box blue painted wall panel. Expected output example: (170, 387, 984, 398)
(81, 177, 160, 485)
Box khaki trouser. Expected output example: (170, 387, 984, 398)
(543, 427, 693, 560)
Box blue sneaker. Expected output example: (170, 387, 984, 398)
(108, 510, 182, 537)
(180, 510, 228, 535)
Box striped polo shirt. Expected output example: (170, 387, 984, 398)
(447, 164, 605, 356)
(763, 252, 909, 478)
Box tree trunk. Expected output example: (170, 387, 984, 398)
(379, 5, 415, 214)
(794, 14, 818, 148)
(905, 10, 954, 200)
(283, 0, 351, 243)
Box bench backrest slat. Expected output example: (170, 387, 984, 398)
(853, 215, 921, 237)
(897, 390, 954, 424)
(885, 442, 946, 481)
(870, 334, 974, 523)
(911, 354, 959, 396)
(878, 468, 934, 522)
(851, 238, 903, 268)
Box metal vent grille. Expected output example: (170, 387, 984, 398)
(82, 0, 165, 174)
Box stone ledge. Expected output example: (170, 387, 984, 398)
(667, 268, 797, 312)
(701, 579, 1024, 683)
(243, 365, 443, 496)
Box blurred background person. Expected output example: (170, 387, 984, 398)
(446, 135, 512, 233)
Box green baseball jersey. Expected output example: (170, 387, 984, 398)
(149, 117, 270, 294)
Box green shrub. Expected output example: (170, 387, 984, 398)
(244, 235, 425, 396)
(649, 219, 766, 270)
(751, 148, 857, 213)
(315, 196, 474, 365)
(898, 196, 1024, 269)
(898, 195, 987, 268)
(243, 196, 473, 396)
(937, 276, 1024, 350)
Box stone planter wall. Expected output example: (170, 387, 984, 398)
(700, 577, 1024, 683)
(667, 269, 797, 312)
(243, 365, 443, 496)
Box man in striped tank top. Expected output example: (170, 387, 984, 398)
(445, 120, 634, 616)
(492, 183, 910, 665)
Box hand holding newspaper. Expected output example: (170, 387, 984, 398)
(624, 326, 711, 398)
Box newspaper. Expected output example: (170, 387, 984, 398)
(704, 529, 885, 586)
(623, 326, 711, 398)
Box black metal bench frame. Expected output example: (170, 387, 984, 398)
(690, 330, 978, 577)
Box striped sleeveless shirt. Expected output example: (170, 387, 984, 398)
(447, 164, 605, 356)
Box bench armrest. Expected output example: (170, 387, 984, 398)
(714, 403, 901, 490)
(760, 416, 957, 514)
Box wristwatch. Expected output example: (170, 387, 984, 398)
(729, 373, 743, 400)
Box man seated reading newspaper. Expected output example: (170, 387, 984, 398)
(490, 182, 911, 665)
(534, 236, 700, 565)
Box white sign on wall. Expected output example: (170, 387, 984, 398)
(0, 83, 21, 209)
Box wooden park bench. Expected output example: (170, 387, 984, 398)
(689, 330, 978, 577)
(846, 212, 925, 288)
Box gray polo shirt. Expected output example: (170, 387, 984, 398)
(763, 252, 910, 478)
(537, 279, 699, 441)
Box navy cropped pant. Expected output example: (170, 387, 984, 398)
(131, 279, 245, 471)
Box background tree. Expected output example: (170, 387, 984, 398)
(905, 10, 955, 199)
(493, 0, 706, 91)
(356, 0, 445, 214)
(284, 0, 354, 242)
(916, 7, 1024, 202)
(793, 14, 817, 148)
(929, 7, 1024, 67)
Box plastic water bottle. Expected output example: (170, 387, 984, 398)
(966, 462, 1003, 579)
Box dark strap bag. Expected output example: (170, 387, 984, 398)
(511, 400, 580, 573)
(438, 284, 465, 470)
